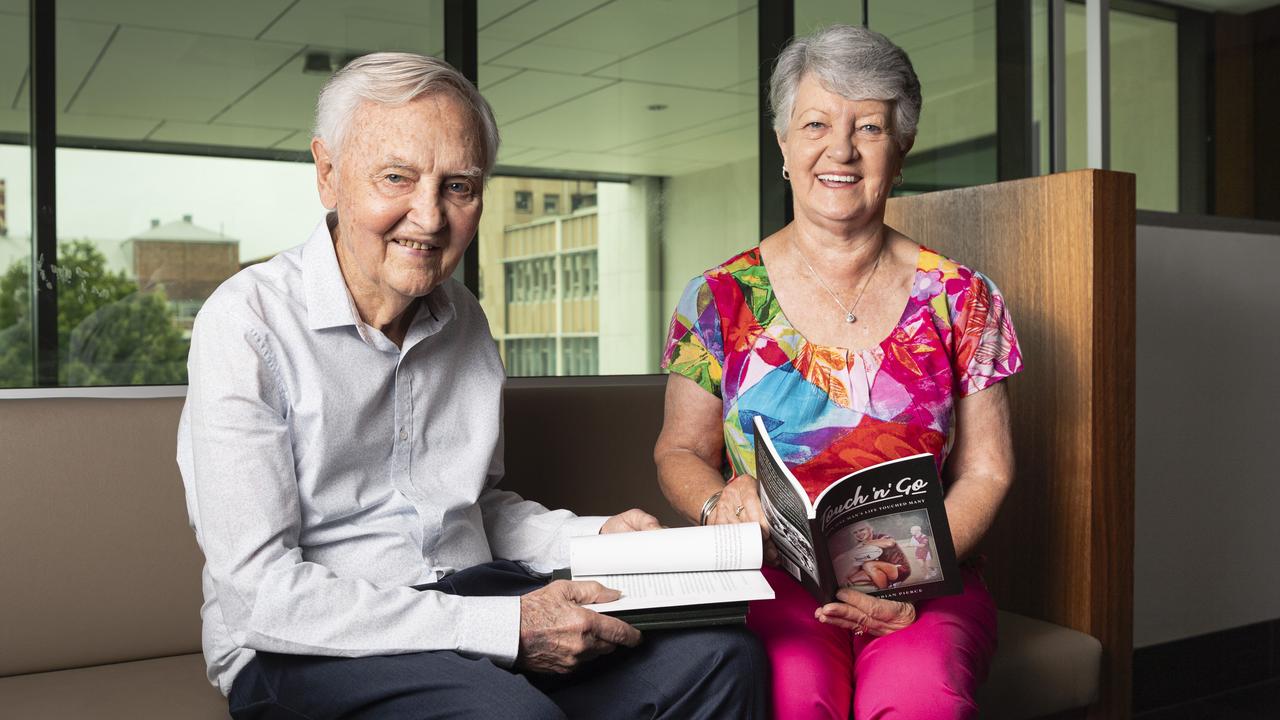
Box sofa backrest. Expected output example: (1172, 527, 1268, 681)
(0, 382, 677, 677)
(0, 396, 201, 677)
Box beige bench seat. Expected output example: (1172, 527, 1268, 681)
(0, 615, 1099, 720)
(0, 653, 224, 719)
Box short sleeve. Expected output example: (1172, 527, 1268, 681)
(661, 275, 725, 397)
(951, 271, 1023, 396)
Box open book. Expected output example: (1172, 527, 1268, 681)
(753, 415, 962, 604)
(555, 523, 774, 630)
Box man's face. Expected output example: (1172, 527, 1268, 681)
(314, 93, 484, 313)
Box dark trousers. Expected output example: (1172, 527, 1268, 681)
(228, 560, 769, 719)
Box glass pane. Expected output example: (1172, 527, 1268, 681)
(478, 0, 758, 377)
(0, 3, 31, 388)
(870, 0, 998, 191)
(1064, 6, 1178, 211)
(1111, 10, 1178, 211)
(49, 1, 443, 385)
(795, 0, 864, 35)
(1031, 0, 1051, 175)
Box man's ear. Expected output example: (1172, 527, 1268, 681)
(312, 137, 338, 210)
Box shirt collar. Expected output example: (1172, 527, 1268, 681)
(302, 213, 457, 338)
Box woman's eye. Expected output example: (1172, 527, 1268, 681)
(859, 124, 883, 135)
(804, 121, 825, 130)
(385, 173, 405, 184)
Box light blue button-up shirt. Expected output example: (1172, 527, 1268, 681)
(177, 218, 605, 695)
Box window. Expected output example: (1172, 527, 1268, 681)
(869, 0, 998, 191)
(6, 1, 1229, 387)
(0, 6, 31, 388)
(1062, 4, 1179, 211)
(0, 1, 445, 387)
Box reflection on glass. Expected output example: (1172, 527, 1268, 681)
(871, 0, 998, 191)
(36, 1, 443, 386)
(49, 149, 319, 385)
(1064, 6, 1178, 211)
(0, 6, 31, 388)
(478, 0, 759, 377)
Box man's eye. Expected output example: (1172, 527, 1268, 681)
(385, 173, 405, 184)
(448, 182, 474, 195)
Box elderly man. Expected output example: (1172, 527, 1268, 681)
(177, 53, 766, 719)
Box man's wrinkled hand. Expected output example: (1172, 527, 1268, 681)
(600, 508, 662, 534)
(516, 580, 643, 674)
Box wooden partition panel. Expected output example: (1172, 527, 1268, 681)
(885, 170, 1135, 719)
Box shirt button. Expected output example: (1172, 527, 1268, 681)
(399, 429, 408, 441)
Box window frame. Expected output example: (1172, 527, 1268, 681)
(10, 0, 1216, 395)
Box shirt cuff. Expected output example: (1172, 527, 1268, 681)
(565, 515, 609, 537)
(457, 594, 522, 667)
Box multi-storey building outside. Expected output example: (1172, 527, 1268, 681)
(478, 177, 602, 377)
(123, 215, 239, 334)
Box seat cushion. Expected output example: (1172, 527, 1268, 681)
(0, 653, 226, 720)
(978, 610, 1102, 719)
(0, 613, 1099, 720)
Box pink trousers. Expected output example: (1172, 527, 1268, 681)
(746, 565, 998, 720)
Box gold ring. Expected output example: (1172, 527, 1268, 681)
(734, 505, 745, 518)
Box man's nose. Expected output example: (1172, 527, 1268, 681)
(409, 182, 447, 233)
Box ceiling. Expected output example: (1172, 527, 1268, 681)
(0, 0, 1203, 178)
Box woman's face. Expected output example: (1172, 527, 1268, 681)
(778, 74, 907, 232)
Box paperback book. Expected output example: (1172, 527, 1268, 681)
(553, 523, 775, 630)
(752, 415, 962, 603)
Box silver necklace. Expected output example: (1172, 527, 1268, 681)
(792, 232, 884, 324)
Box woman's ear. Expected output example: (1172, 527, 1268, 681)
(312, 137, 338, 210)
(776, 130, 789, 171)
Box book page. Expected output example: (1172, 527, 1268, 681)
(569, 523, 761, 577)
(581, 569, 775, 613)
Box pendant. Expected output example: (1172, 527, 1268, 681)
(845, 312, 856, 323)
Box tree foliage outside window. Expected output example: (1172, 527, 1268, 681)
(0, 240, 189, 387)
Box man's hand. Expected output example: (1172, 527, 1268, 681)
(599, 508, 662, 534)
(816, 588, 916, 637)
(516, 580, 643, 673)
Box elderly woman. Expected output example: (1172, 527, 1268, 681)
(654, 25, 1022, 720)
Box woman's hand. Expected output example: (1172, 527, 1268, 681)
(816, 588, 916, 637)
(705, 475, 779, 565)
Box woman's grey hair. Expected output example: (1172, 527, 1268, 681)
(770, 25, 922, 152)
(314, 52, 500, 176)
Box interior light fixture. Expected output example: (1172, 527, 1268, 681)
(303, 51, 333, 75)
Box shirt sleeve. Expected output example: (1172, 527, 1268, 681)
(182, 308, 521, 675)
(661, 274, 725, 397)
(950, 271, 1024, 396)
(478, 422, 608, 574)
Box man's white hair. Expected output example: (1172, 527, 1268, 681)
(770, 24, 922, 152)
(314, 52, 500, 176)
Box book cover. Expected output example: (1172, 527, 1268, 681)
(752, 415, 962, 604)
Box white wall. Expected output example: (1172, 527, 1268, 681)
(659, 156, 760, 320)
(1134, 220, 1280, 647)
(598, 179, 661, 375)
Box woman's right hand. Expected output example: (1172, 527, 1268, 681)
(705, 474, 779, 565)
